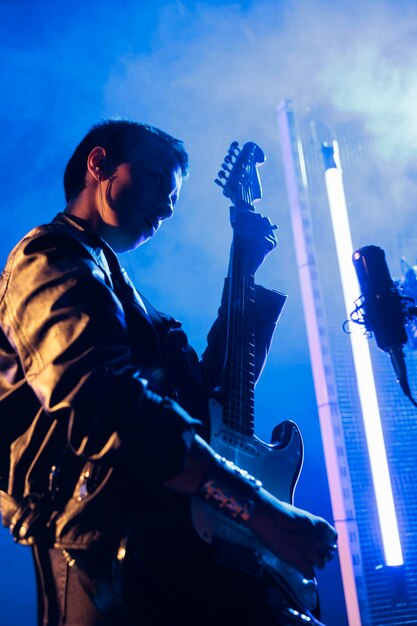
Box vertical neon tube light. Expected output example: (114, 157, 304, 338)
(322, 141, 403, 567)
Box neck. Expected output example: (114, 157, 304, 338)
(64, 186, 101, 231)
(64, 184, 123, 250)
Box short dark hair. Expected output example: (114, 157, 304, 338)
(63, 119, 189, 202)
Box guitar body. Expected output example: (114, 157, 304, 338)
(205, 398, 303, 502)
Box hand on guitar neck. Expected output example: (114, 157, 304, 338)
(230, 208, 278, 275)
(166, 433, 338, 581)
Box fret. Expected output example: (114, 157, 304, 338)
(224, 396, 254, 404)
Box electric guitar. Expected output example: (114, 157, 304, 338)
(191, 142, 324, 624)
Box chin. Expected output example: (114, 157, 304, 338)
(131, 234, 152, 250)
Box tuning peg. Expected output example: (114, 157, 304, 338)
(214, 178, 225, 188)
(229, 141, 239, 155)
(218, 170, 228, 179)
(221, 162, 231, 171)
(224, 155, 234, 164)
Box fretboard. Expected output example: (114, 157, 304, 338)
(222, 236, 256, 437)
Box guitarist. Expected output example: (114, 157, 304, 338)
(0, 120, 337, 626)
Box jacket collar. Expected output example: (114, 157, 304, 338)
(52, 212, 118, 285)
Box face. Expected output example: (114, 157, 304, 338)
(99, 138, 183, 252)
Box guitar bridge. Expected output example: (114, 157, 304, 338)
(212, 536, 262, 577)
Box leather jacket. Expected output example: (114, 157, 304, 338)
(0, 213, 286, 549)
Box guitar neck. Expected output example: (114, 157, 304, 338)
(215, 141, 265, 437)
(222, 235, 256, 437)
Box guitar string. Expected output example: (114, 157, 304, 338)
(240, 190, 247, 432)
(227, 167, 255, 435)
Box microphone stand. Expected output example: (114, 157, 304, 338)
(388, 345, 417, 408)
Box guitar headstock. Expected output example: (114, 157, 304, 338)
(215, 141, 265, 208)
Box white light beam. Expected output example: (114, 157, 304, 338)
(323, 141, 403, 567)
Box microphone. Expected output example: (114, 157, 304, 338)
(352, 245, 408, 352)
(352, 245, 414, 401)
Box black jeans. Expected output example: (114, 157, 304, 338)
(32, 544, 178, 626)
(32, 543, 288, 626)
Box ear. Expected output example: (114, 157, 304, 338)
(87, 146, 108, 182)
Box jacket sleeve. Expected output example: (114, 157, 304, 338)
(0, 230, 196, 479)
(200, 278, 287, 390)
